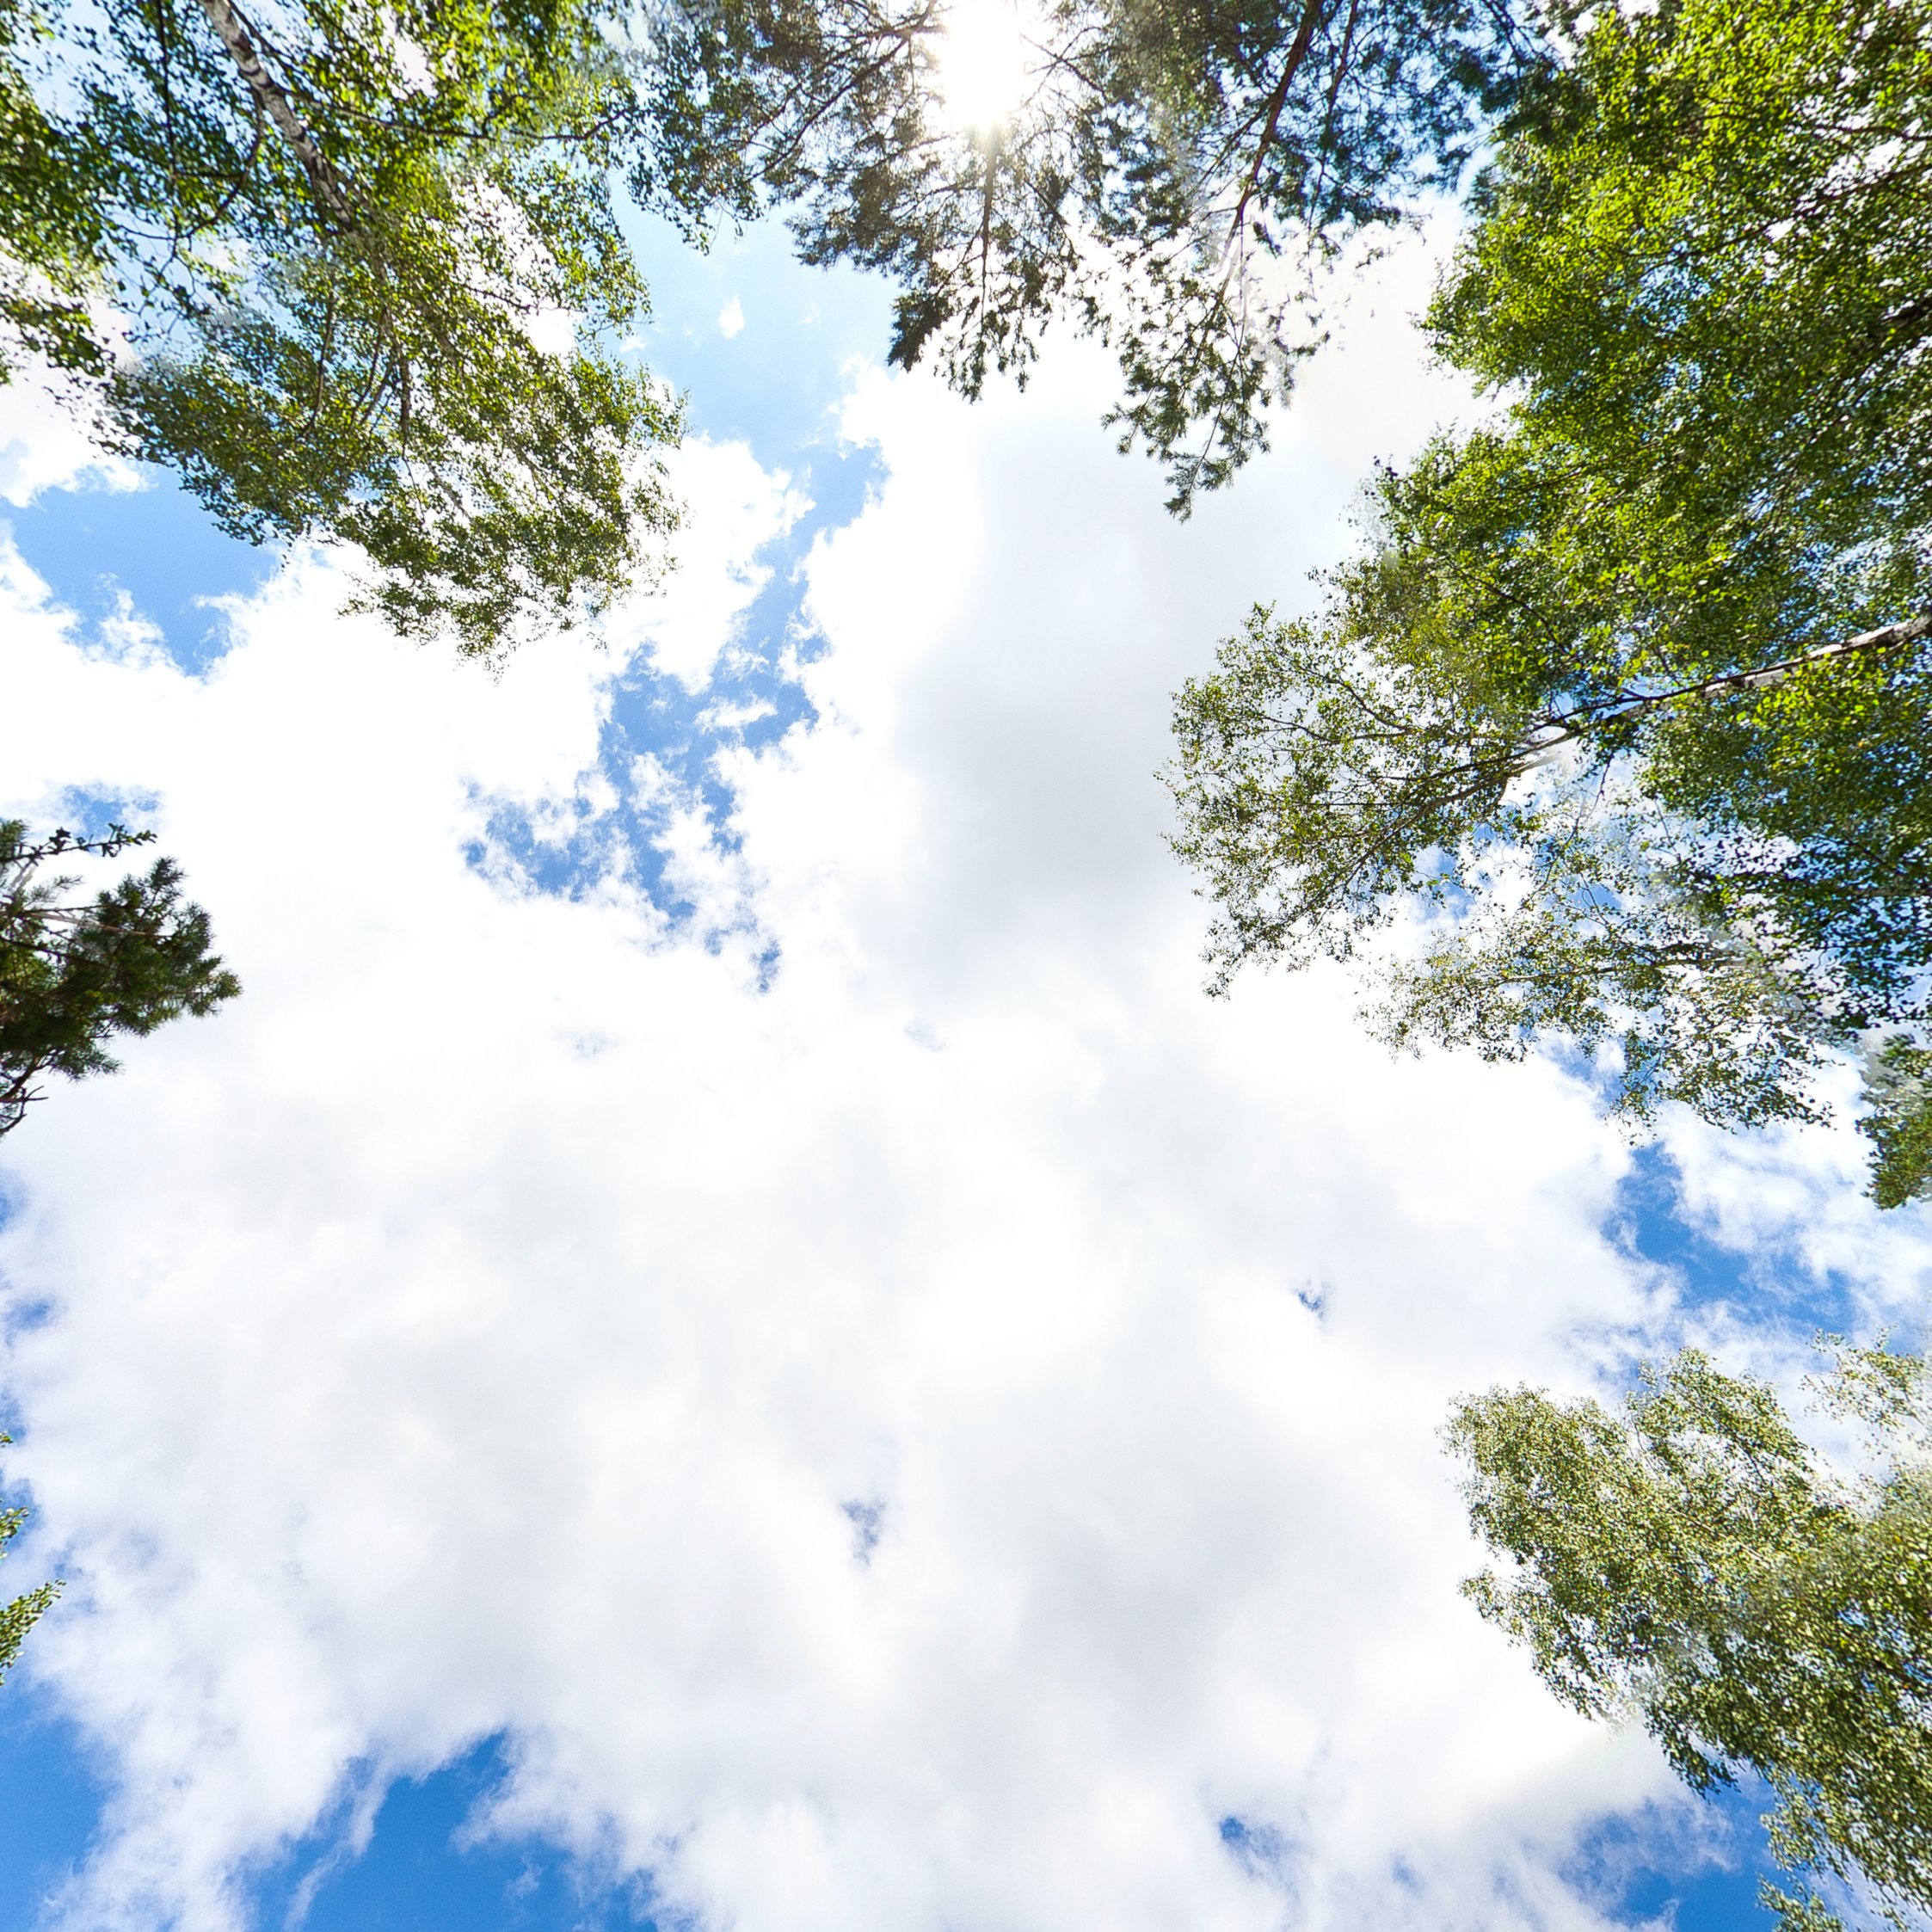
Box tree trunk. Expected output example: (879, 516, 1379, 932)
(1514, 612, 1932, 772)
(195, 0, 355, 231)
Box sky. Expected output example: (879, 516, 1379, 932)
(0, 201, 1927, 1932)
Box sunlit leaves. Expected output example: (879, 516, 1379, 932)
(634, 0, 1540, 508)
(1449, 1348, 1932, 1932)
(0, 0, 681, 654)
(1166, 0, 1932, 1196)
(0, 1437, 56, 1691)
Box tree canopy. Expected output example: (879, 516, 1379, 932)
(637, 0, 1543, 507)
(1449, 1346, 1932, 1932)
(0, 0, 1592, 630)
(1166, 0, 1932, 1200)
(0, 821, 239, 1137)
(0, 0, 680, 655)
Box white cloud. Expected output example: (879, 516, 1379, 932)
(605, 436, 806, 691)
(0, 228, 1891, 1932)
(0, 365, 140, 505)
(1654, 1082, 1932, 1352)
(718, 298, 746, 339)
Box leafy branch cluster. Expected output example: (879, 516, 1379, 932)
(1, 0, 681, 653)
(633, 0, 1543, 507)
(0, 1436, 57, 1693)
(1451, 1347, 1932, 1932)
(1168, 0, 1932, 1197)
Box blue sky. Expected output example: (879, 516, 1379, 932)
(0, 206, 1920, 1932)
(0, 1152, 1803, 1932)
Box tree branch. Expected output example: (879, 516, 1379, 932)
(1227, 0, 1331, 249)
(194, 0, 355, 231)
(1512, 613, 1932, 774)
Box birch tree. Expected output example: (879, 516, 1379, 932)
(1166, 0, 1932, 1199)
(1, 0, 679, 655)
(1449, 1346, 1932, 1932)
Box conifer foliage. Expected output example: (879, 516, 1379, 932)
(635, 0, 1543, 508)
(0, 821, 239, 1137)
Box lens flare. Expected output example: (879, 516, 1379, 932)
(935, 0, 1031, 137)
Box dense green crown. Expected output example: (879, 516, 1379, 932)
(1168, 0, 1932, 1197)
(0, 0, 680, 655)
(1450, 1348, 1932, 1932)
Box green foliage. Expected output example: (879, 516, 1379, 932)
(1166, 0, 1932, 1195)
(0, 0, 108, 376)
(0, 820, 240, 1135)
(0, 1437, 57, 1690)
(1437, 0, 1932, 549)
(635, 0, 1541, 508)
(0, 0, 680, 655)
(1861, 1038, 1932, 1213)
(1449, 1346, 1932, 1932)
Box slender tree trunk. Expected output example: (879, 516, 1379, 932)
(1228, 0, 1331, 241)
(1514, 612, 1932, 771)
(195, 0, 355, 230)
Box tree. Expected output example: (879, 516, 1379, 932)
(0, 1437, 56, 1691)
(634, 0, 1543, 508)
(0, 821, 240, 1136)
(1166, 0, 1932, 1200)
(1, 0, 1568, 563)
(1, 0, 680, 655)
(1448, 1346, 1932, 1932)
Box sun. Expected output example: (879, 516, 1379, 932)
(934, 0, 1033, 138)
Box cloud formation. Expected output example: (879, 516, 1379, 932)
(0, 232, 1907, 1932)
